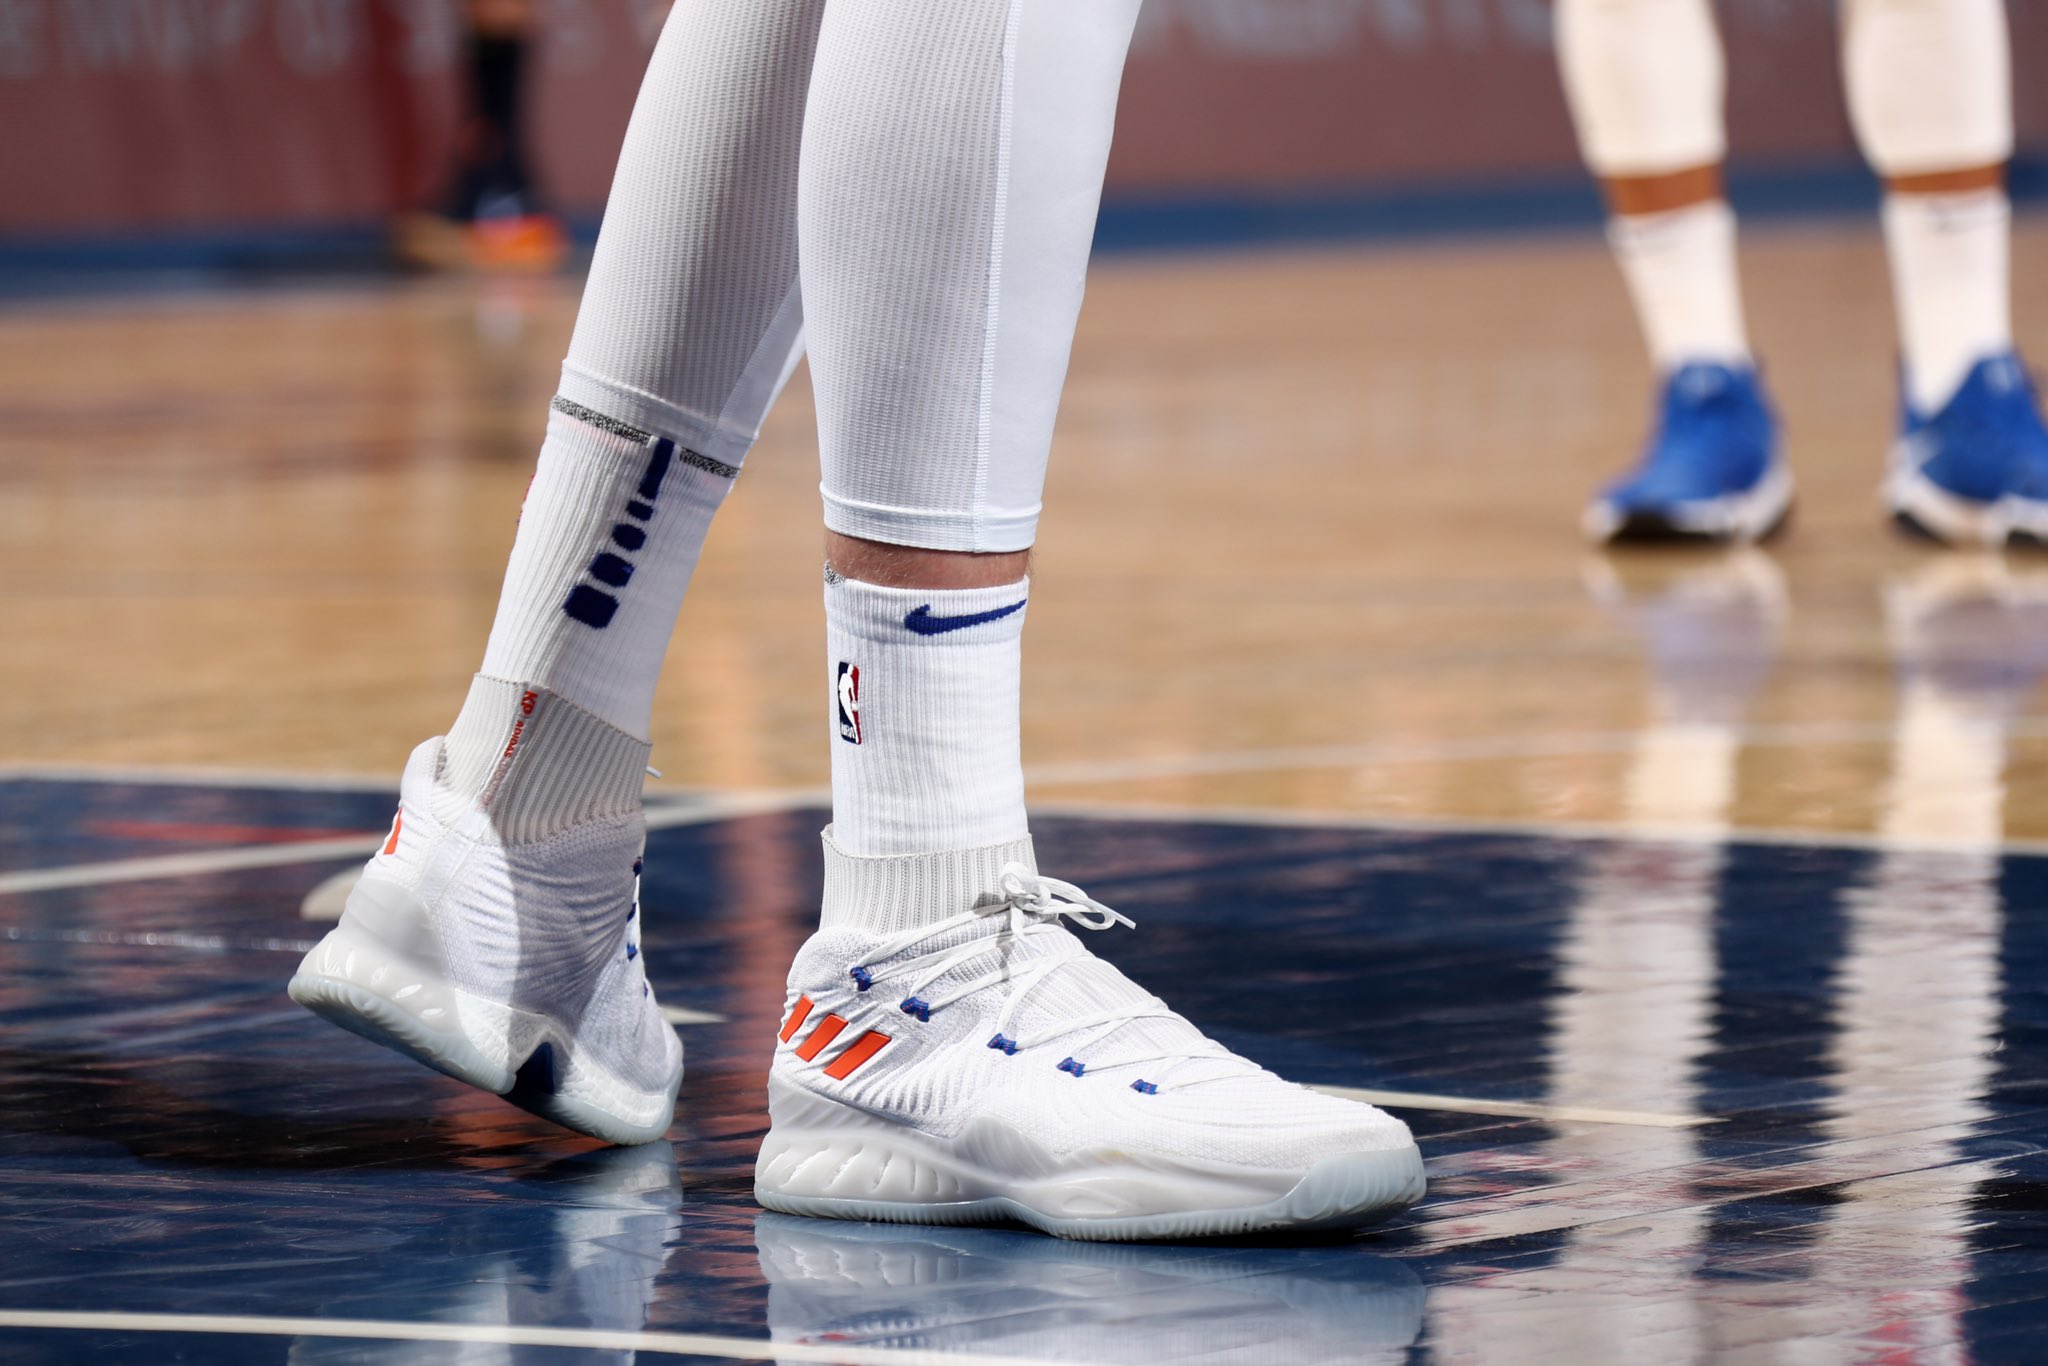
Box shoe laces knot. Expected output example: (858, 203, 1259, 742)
(992, 864, 1135, 935)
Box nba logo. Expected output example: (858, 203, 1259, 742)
(836, 662, 862, 744)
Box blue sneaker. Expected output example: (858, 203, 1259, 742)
(1887, 351, 2048, 546)
(1583, 363, 1793, 544)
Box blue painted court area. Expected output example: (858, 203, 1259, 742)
(2, 776, 2046, 1362)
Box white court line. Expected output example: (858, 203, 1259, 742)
(659, 1006, 727, 1026)
(1027, 798, 2048, 859)
(15, 715, 2048, 856)
(0, 836, 385, 896)
(1310, 1084, 1711, 1130)
(0, 1309, 1081, 1366)
(0, 792, 828, 898)
(1021, 716, 2048, 789)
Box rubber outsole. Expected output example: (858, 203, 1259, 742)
(1585, 463, 1796, 546)
(289, 934, 680, 1147)
(1887, 460, 2048, 548)
(756, 1145, 1426, 1243)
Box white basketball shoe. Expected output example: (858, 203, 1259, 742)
(755, 831, 1425, 1241)
(289, 677, 683, 1145)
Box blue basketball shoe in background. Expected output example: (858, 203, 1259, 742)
(1583, 362, 1792, 544)
(1886, 351, 2048, 547)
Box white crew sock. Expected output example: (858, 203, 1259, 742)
(1883, 188, 2013, 416)
(1609, 199, 1752, 373)
(437, 406, 733, 807)
(824, 568, 1030, 859)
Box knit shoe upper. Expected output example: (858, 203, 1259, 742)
(1585, 362, 1790, 543)
(1888, 351, 2048, 545)
(756, 832, 1423, 1239)
(289, 677, 682, 1144)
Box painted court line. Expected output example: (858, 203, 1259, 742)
(0, 793, 827, 898)
(659, 1005, 728, 1026)
(0, 1309, 1082, 1366)
(1311, 1084, 1712, 1130)
(1030, 798, 2048, 859)
(0, 836, 385, 896)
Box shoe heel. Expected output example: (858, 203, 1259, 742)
(289, 882, 519, 1095)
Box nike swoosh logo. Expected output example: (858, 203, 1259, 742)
(902, 599, 1027, 636)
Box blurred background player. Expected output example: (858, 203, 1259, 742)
(287, 0, 1424, 1240)
(395, 0, 568, 273)
(1563, 0, 2048, 546)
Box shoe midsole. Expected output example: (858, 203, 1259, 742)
(755, 1075, 1408, 1222)
(290, 915, 677, 1131)
(1886, 454, 2024, 545)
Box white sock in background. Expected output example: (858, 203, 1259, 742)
(1609, 200, 1753, 373)
(824, 568, 1030, 857)
(1883, 188, 2014, 416)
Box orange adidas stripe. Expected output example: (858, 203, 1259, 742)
(778, 995, 814, 1044)
(382, 810, 403, 856)
(796, 1013, 848, 1061)
(822, 1030, 892, 1079)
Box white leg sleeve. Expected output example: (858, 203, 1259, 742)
(556, 0, 822, 469)
(1843, 0, 2013, 177)
(801, 0, 1141, 553)
(1555, 0, 1726, 177)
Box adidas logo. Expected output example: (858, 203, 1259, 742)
(778, 995, 892, 1080)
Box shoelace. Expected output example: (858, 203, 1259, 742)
(626, 855, 648, 997)
(847, 864, 1246, 1092)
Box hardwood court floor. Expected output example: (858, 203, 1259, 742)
(6, 222, 2048, 1362)
(10, 216, 2048, 845)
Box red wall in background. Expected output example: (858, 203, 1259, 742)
(6, 0, 2048, 239)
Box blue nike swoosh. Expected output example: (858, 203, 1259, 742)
(902, 599, 1028, 636)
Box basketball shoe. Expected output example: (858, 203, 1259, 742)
(754, 833, 1426, 1241)
(1583, 363, 1792, 544)
(288, 679, 683, 1145)
(1886, 352, 2048, 546)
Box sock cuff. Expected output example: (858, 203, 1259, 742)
(819, 826, 1038, 934)
(1608, 198, 1735, 250)
(823, 567, 1031, 646)
(550, 394, 742, 481)
(437, 675, 649, 843)
(1883, 186, 2011, 230)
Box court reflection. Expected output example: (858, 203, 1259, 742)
(1426, 550, 2035, 1358)
(286, 1142, 685, 1365)
(755, 1213, 1426, 1365)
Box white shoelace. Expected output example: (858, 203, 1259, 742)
(847, 864, 1245, 1092)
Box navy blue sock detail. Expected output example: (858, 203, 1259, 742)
(637, 440, 674, 500)
(564, 585, 620, 628)
(508, 1042, 559, 1102)
(611, 524, 647, 552)
(589, 552, 634, 587)
(626, 500, 654, 521)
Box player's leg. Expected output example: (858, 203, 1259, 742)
(1844, 0, 2048, 544)
(1557, 0, 1789, 543)
(396, 0, 566, 272)
(750, 0, 1423, 1241)
(290, 0, 822, 1144)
